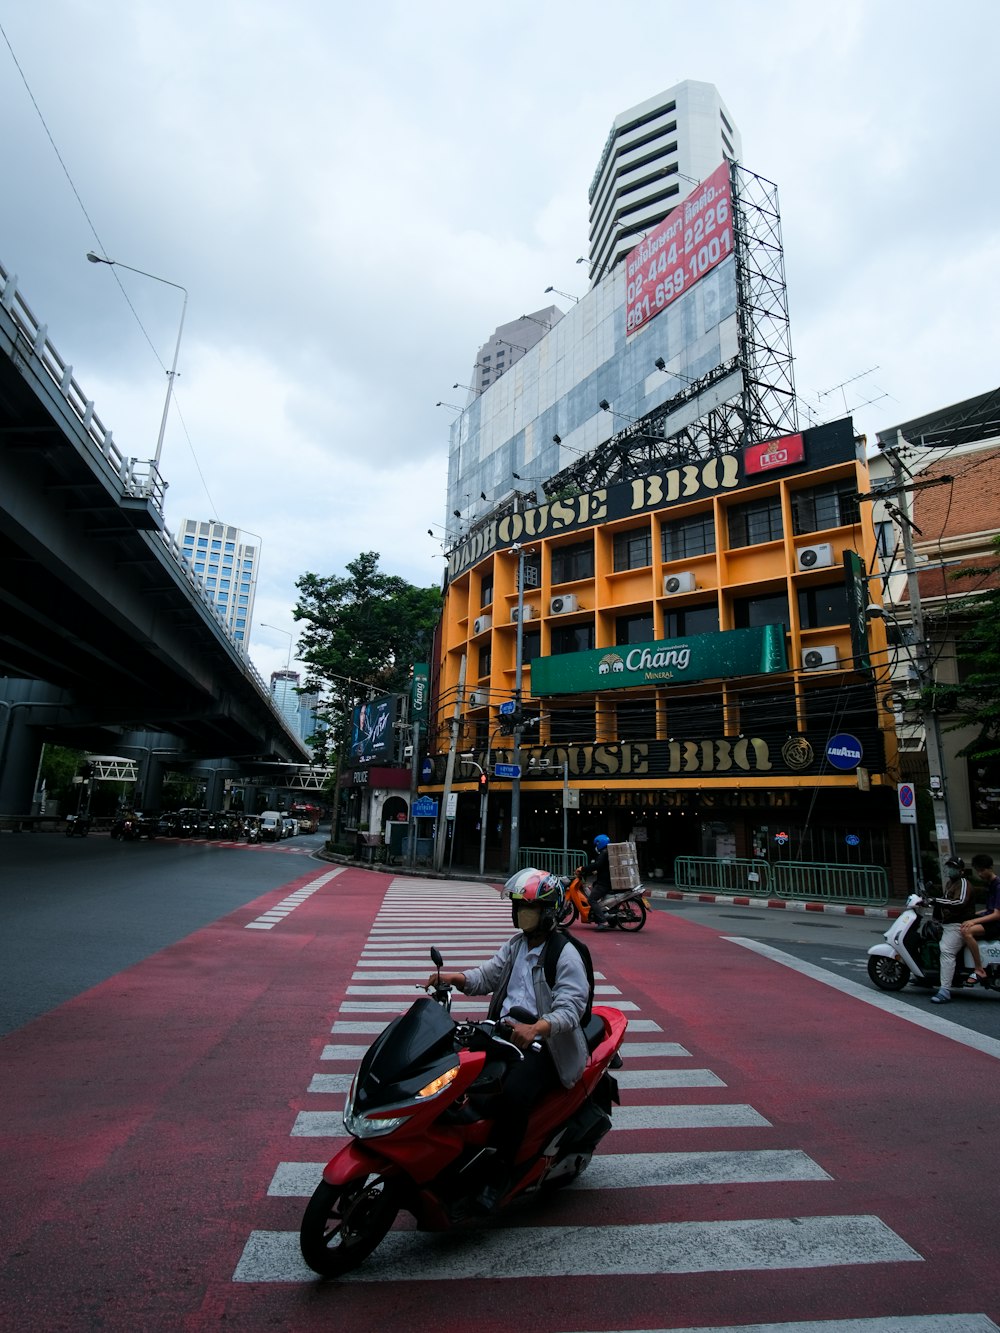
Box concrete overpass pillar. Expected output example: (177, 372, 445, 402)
(0, 682, 73, 817)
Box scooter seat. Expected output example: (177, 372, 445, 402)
(583, 1013, 606, 1052)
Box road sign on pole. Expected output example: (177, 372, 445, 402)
(494, 762, 521, 779)
(897, 783, 917, 825)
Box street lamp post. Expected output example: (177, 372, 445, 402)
(85, 253, 187, 470)
(259, 623, 293, 670)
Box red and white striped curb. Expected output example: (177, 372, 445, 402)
(650, 888, 902, 919)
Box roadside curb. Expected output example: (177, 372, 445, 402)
(649, 887, 902, 919)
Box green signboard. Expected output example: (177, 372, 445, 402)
(843, 550, 871, 672)
(530, 624, 788, 696)
(411, 662, 430, 730)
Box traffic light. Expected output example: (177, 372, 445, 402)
(478, 771, 489, 793)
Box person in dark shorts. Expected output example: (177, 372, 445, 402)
(962, 854, 1000, 982)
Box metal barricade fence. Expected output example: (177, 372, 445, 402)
(518, 847, 590, 878)
(770, 860, 888, 906)
(674, 856, 769, 895)
(673, 855, 888, 906)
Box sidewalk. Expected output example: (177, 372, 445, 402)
(313, 847, 906, 918)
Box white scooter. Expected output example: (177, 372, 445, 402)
(867, 892, 1000, 993)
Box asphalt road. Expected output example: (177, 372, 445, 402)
(0, 828, 327, 1036)
(652, 895, 1000, 1041)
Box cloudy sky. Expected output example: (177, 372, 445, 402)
(2, 1, 997, 683)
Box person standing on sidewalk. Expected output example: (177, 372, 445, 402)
(929, 858, 977, 1004)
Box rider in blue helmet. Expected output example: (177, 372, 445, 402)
(576, 833, 613, 929)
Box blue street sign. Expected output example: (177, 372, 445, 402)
(494, 763, 521, 779)
(499, 700, 516, 716)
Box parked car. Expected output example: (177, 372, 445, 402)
(282, 816, 297, 839)
(259, 811, 284, 842)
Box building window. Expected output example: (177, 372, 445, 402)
(662, 513, 715, 561)
(798, 583, 848, 630)
(549, 706, 596, 744)
(615, 613, 654, 645)
(791, 481, 860, 534)
(551, 540, 594, 585)
(663, 692, 723, 738)
(522, 629, 541, 665)
(732, 592, 788, 629)
(480, 574, 493, 608)
(613, 528, 652, 571)
(478, 645, 492, 677)
(663, 604, 720, 638)
(211, 540, 222, 550)
(616, 699, 656, 742)
(551, 623, 595, 655)
(727, 496, 783, 548)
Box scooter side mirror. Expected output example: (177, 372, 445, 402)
(430, 947, 443, 969)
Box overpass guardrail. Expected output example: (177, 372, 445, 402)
(673, 855, 889, 907)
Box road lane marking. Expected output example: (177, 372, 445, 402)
(233, 1214, 921, 1282)
(267, 1148, 830, 1199)
(290, 1102, 770, 1137)
(243, 868, 344, 930)
(728, 937, 1000, 1062)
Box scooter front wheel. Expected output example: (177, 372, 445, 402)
(300, 1173, 399, 1278)
(558, 899, 580, 926)
(867, 955, 909, 991)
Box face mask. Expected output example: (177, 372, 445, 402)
(516, 905, 542, 933)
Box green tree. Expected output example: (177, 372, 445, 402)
(924, 534, 1000, 759)
(39, 745, 86, 808)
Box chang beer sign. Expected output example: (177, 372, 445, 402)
(531, 625, 788, 696)
(410, 662, 430, 732)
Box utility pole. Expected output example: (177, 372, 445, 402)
(434, 653, 466, 872)
(509, 545, 526, 875)
(886, 437, 955, 875)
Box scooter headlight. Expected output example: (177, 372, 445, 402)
(343, 1101, 409, 1139)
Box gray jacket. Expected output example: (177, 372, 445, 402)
(463, 932, 589, 1088)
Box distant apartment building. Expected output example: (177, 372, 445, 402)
(587, 80, 742, 284)
(471, 307, 563, 396)
(178, 520, 259, 648)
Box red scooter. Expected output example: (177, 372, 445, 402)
(299, 946, 627, 1278)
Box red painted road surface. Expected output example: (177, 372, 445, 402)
(1, 863, 998, 1332)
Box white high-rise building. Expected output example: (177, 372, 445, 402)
(587, 80, 742, 285)
(178, 520, 260, 649)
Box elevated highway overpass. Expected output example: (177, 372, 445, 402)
(0, 260, 311, 814)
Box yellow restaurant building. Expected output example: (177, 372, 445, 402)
(422, 418, 905, 892)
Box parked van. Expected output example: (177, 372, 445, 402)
(259, 810, 284, 842)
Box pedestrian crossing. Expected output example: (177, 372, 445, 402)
(230, 877, 999, 1332)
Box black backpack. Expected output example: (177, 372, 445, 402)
(543, 928, 595, 1023)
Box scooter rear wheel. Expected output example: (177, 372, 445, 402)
(867, 955, 909, 991)
(614, 899, 646, 931)
(300, 1174, 399, 1278)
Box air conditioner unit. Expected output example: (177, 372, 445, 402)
(796, 543, 834, 571)
(663, 571, 696, 595)
(549, 594, 580, 615)
(468, 690, 488, 707)
(802, 645, 838, 671)
(473, 614, 492, 635)
(510, 605, 536, 623)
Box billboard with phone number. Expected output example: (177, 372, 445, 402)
(625, 160, 733, 336)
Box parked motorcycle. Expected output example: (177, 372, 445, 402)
(299, 946, 627, 1278)
(557, 872, 649, 931)
(867, 892, 1000, 993)
(64, 813, 92, 837)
